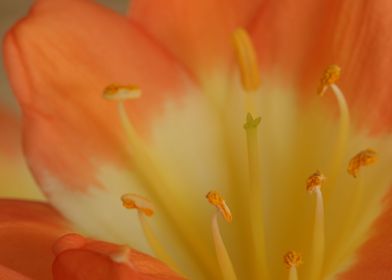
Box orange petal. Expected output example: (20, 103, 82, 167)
(0, 265, 31, 280)
(52, 233, 184, 280)
(298, 0, 392, 133)
(249, 0, 325, 77)
(3, 0, 195, 192)
(250, 0, 392, 131)
(338, 187, 392, 279)
(0, 199, 71, 280)
(129, 0, 262, 80)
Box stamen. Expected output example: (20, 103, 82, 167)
(206, 191, 237, 280)
(232, 28, 261, 93)
(103, 84, 141, 100)
(317, 65, 350, 184)
(244, 113, 268, 279)
(104, 84, 215, 277)
(306, 170, 326, 280)
(121, 194, 180, 273)
(102, 84, 142, 153)
(121, 193, 154, 216)
(233, 28, 261, 115)
(283, 251, 302, 280)
(347, 148, 377, 178)
(326, 149, 377, 273)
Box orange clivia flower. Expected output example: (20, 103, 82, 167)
(2, 0, 392, 279)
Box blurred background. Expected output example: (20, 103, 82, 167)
(0, 0, 129, 110)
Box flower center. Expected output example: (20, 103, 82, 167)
(100, 29, 389, 280)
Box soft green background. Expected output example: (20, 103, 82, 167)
(0, 0, 129, 110)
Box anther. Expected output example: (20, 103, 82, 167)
(306, 170, 326, 193)
(233, 28, 261, 92)
(317, 65, 341, 96)
(103, 84, 141, 100)
(121, 193, 154, 217)
(206, 191, 232, 223)
(347, 148, 377, 178)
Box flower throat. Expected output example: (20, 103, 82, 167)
(101, 28, 382, 280)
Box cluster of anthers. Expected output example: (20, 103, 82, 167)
(101, 28, 378, 280)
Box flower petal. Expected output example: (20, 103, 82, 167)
(0, 265, 31, 280)
(300, 0, 392, 132)
(250, 0, 392, 131)
(249, 0, 324, 77)
(129, 0, 262, 80)
(0, 106, 44, 199)
(4, 1, 209, 275)
(0, 199, 71, 280)
(52, 233, 184, 280)
(3, 0, 195, 193)
(338, 187, 392, 279)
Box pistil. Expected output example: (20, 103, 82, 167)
(244, 113, 268, 279)
(233, 29, 268, 279)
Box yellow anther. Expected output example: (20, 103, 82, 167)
(283, 251, 302, 268)
(306, 170, 326, 193)
(103, 84, 141, 100)
(317, 64, 341, 96)
(121, 193, 154, 217)
(206, 191, 233, 223)
(233, 28, 261, 92)
(347, 148, 377, 178)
